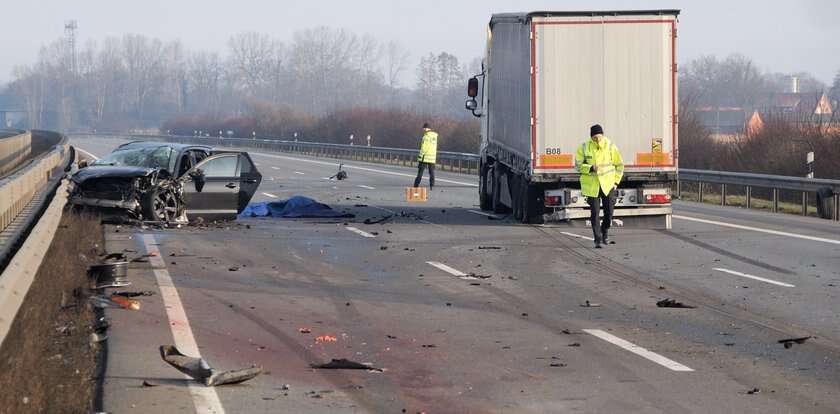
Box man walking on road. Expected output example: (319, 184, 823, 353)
(576, 124, 624, 248)
(413, 123, 438, 189)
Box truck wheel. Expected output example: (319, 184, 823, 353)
(479, 161, 492, 210)
(522, 182, 544, 224)
(491, 162, 507, 214)
(511, 174, 523, 221)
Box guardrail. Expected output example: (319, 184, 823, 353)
(0, 131, 71, 265)
(72, 133, 840, 221)
(0, 130, 32, 177)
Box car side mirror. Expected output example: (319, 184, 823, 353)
(190, 169, 205, 192)
(467, 77, 479, 98)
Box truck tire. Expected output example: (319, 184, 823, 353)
(522, 181, 544, 224)
(491, 162, 507, 214)
(479, 161, 492, 210)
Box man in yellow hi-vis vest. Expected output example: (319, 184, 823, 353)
(413, 123, 438, 188)
(575, 124, 624, 248)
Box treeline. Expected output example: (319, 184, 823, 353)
(7, 27, 479, 132)
(163, 102, 480, 153)
(680, 107, 840, 180)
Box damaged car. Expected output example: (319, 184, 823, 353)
(69, 141, 262, 222)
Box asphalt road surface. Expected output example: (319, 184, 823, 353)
(73, 136, 840, 414)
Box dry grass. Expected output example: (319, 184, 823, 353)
(0, 210, 104, 414)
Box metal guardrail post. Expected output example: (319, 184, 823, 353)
(721, 184, 726, 206)
(801, 192, 808, 216)
(834, 194, 840, 221)
(676, 179, 681, 199)
(746, 186, 752, 209)
(772, 188, 779, 213)
(698, 182, 703, 203)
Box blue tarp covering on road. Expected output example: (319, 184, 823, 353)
(239, 196, 355, 218)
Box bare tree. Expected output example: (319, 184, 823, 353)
(384, 41, 410, 89)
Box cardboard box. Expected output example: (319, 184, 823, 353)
(406, 187, 428, 202)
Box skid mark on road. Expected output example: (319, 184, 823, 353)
(659, 229, 795, 275)
(674, 214, 840, 246)
(142, 234, 226, 413)
(714, 268, 796, 288)
(583, 329, 694, 372)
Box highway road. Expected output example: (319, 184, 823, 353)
(73, 136, 840, 413)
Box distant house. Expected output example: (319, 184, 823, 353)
(758, 91, 833, 116)
(694, 107, 763, 136)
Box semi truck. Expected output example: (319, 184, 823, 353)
(465, 10, 679, 228)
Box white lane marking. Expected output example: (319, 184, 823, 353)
(560, 231, 595, 241)
(75, 146, 100, 160)
(321, 177, 332, 180)
(252, 152, 478, 187)
(271, 166, 281, 170)
(583, 329, 694, 372)
(426, 261, 478, 280)
(142, 235, 226, 413)
(357, 185, 376, 190)
(294, 171, 305, 175)
(673, 215, 840, 246)
(346, 226, 376, 238)
(261, 192, 278, 198)
(467, 210, 503, 219)
(713, 267, 796, 288)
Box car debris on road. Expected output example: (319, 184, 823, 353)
(159, 345, 263, 386)
(310, 358, 383, 372)
(656, 298, 696, 309)
(778, 336, 812, 349)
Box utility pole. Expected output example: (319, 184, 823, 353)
(64, 20, 78, 76)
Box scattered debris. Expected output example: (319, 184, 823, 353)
(111, 290, 155, 298)
(363, 215, 393, 225)
(229, 266, 240, 272)
(421, 344, 437, 348)
(380, 246, 388, 251)
(778, 336, 812, 349)
(477, 246, 502, 250)
(568, 343, 581, 347)
(88, 295, 140, 310)
(745, 388, 760, 395)
(656, 298, 696, 309)
(329, 164, 348, 180)
(160, 345, 263, 386)
(386, 335, 397, 339)
(315, 336, 338, 344)
(580, 300, 601, 308)
(88, 261, 130, 289)
(466, 272, 492, 279)
(310, 358, 383, 372)
(89, 332, 108, 344)
(298, 328, 312, 334)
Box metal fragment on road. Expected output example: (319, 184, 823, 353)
(310, 358, 383, 372)
(778, 336, 812, 349)
(160, 345, 263, 386)
(656, 298, 695, 309)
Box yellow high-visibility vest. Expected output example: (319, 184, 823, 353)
(417, 129, 438, 164)
(575, 135, 624, 197)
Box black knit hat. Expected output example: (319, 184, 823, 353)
(590, 124, 604, 137)
(422, 122, 431, 129)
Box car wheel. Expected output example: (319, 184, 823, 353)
(142, 187, 179, 222)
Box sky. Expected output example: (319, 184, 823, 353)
(2, 0, 839, 85)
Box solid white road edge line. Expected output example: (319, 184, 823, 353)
(713, 267, 796, 288)
(583, 329, 694, 372)
(142, 234, 227, 413)
(251, 152, 478, 187)
(426, 261, 478, 280)
(75, 146, 100, 160)
(261, 192, 278, 198)
(673, 215, 840, 246)
(560, 231, 595, 241)
(357, 185, 376, 190)
(346, 226, 376, 238)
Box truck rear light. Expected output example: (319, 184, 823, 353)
(644, 194, 671, 204)
(545, 195, 561, 206)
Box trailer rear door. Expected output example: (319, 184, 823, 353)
(531, 14, 677, 174)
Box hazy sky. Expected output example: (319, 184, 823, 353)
(2, 0, 839, 85)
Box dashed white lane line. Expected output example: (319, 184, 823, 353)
(294, 171, 305, 175)
(346, 226, 376, 238)
(583, 329, 694, 372)
(357, 185, 376, 190)
(674, 215, 840, 246)
(426, 261, 478, 280)
(560, 231, 595, 241)
(142, 234, 226, 413)
(467, 210, 503, 219)
(271, 166, 281, 170)
(252, 152, 478, 187)
(261, 192, 278, 198)
(713, 267, 796, 288)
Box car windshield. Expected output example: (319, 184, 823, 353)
(92, 146, 176, 172)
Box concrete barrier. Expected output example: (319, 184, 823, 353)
(0, 131, 32, 177)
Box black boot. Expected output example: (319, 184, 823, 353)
(602, 230, 615, 245)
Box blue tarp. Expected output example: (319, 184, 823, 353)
(239, 196, 355, 218)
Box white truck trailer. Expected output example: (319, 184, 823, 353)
(465, 10, 679, 228)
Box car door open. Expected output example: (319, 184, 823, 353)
(182, 154, 240, 220)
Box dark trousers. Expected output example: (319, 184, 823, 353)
(588, 188, 615, 242)
(413, 162, 435, 188)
